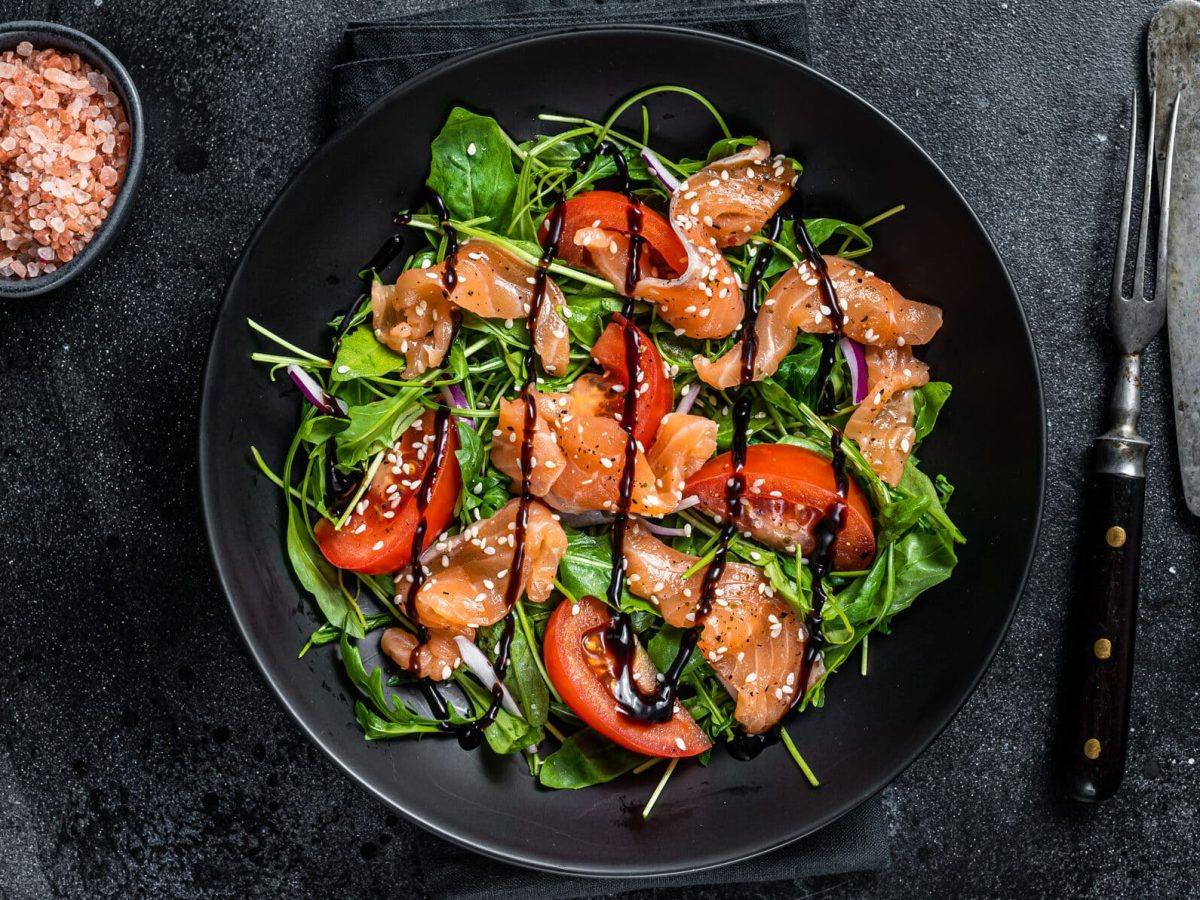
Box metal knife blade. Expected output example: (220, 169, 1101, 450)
(1150, 1, 1200, 514)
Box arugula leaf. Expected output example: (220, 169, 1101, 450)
(287, 501, 364, 636)
(340, 635, 442, 734)
(678, 136, 762, 174)
(558, 531, 658, 618)
(765, 335, 824, 410)
(805, 218, 873, 254)
(705, 135, 758, 162)
(886, 529, 957, 616)
(336, 390, 422, 468)
(303, 612, 393, 653)
(646, 626, 704, 680)
(297, 415, 347, 445)
(710, 398, 775, 452)
(355, 703, 444, 739)
(539, 729, 646, 789)
(332, 325, 406, 382)
(935, 473, 955, 507)
(827, 554, 891, 638)
(448, 341, 469, 383)
(427, 107, 520, 232)
(561, 285, 624, 347)
(764, 218, 873, 279)
(875, 495, 932, 547)
(521, 132, 592, 168)
(913, 382, 952, 444)
(897, 459, 966, 543)
(508, 619, 550, 728)
(456, 671, 542, 754)
(575, 145, 652, 194)
(764, 555, 804, 607)
(454, 421, 487, 520)
(646, 627, 738, 742)
(462, 468, 512, 525)
(476, 615, 549, 729)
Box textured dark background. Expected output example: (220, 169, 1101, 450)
(1, 0, 1197, 897)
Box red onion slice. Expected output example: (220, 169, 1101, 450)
(287, 364, 346, 415)
(440, 384, 475, 429)
(675, 382, 701, 416)
(672, 495, 700, 513)
(636, 516, 691, 539)
(453, 636, 524, 719)
(558, 510, 612, 529)
(838, 337, 869, 404)
(640, 147, 682, 193)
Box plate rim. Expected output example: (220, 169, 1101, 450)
(198, 22, 1047, 878)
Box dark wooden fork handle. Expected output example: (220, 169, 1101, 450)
(1061, 469, 1145, 802)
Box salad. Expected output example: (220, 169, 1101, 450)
(249, 86, 963, 811)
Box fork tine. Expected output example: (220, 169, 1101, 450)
(1132, 90, 1158, 299)
(1154, 91, 1182, 302)
(1113, 90, 1138, 302)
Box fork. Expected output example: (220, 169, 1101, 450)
(1062, 89, 1180, 803)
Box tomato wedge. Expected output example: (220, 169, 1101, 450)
(315, 410, 462, 575)
(589, 314, 674, 448)
(540, 191, 688, 277)
(544, 595, 711, 758)
(684, 444, 876, 570)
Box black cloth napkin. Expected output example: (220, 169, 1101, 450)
(332, 3, 889, 896)
(333, 0, 812, 128)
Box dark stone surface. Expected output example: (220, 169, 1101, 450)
(0, 0, 1196, 897)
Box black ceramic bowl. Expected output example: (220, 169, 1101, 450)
(0, 20, 145, 299)
(200, 26, 1044, 877)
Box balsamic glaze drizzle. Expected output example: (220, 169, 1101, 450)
(584, 164, 852, 750)
(792, 212, 851, 701)
(578, 142, 684, 722)
(352, 189, 506, 746)
(397, 406, 483, 749)
(327, 190, 463, 514)
(470, 195, 568, 731)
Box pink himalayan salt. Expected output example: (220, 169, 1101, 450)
(0, 44, 129, 280)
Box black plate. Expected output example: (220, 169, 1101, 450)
(199, 26, 1044, 877)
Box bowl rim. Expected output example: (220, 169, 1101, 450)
(199, 23, 1047, 878)
(0, 19, 145, 299)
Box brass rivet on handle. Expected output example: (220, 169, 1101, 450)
(1106, 526, 1127, 548)
(1084, 739, 1102, 760)
(1094, 638, 1112, 660)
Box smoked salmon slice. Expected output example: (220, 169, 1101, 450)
(380, 624, 470, 682)
(694, 255, 942, 390)
(490, 386, 717, 517)
(622, 522, 819, 734)
(371, 269, 456, 379)
(567, 141, 794, 340)
(573, 223, 743, 339)
(451, 240, 571, 375)
(402, 497, 567, 632)
(676, 140, 796, 248)
(371, 239, 571, 377)
(845, 345, 929, 485)
(646, 412, 719, 509)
